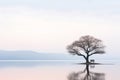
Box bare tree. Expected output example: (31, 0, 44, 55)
(67, 35, 105, 64)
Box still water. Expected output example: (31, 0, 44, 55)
(0, 60, 119, 80)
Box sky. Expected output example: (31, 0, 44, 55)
(0, 0, 120, 55)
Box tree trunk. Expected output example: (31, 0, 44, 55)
(86, 56, 89, 64)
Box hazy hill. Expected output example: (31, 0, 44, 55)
(0, 50, 80, 60)
(0, 50, 118, 61)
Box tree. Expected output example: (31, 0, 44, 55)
(67, 35, 105, 64)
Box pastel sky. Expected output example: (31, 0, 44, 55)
(0, 0, 120, 54)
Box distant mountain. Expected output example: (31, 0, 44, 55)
(0, 50, 119, 61)
(0, 50, 80, 60)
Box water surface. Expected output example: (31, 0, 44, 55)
(0, 60, 119, 80)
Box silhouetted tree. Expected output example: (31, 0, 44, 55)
(67, 35, 105, 64)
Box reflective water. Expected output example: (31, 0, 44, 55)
(0, 61, 119, 80)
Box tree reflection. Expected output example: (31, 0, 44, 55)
(68, 64, 105, 80)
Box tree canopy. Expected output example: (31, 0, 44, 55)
(67, 35, 105, 63)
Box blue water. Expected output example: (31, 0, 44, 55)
(0, 60, 79, 68)
(0, 60, 119, 68)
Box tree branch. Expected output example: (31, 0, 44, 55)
(77, 52, 86, 59)
(89, 51, 105, 56)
